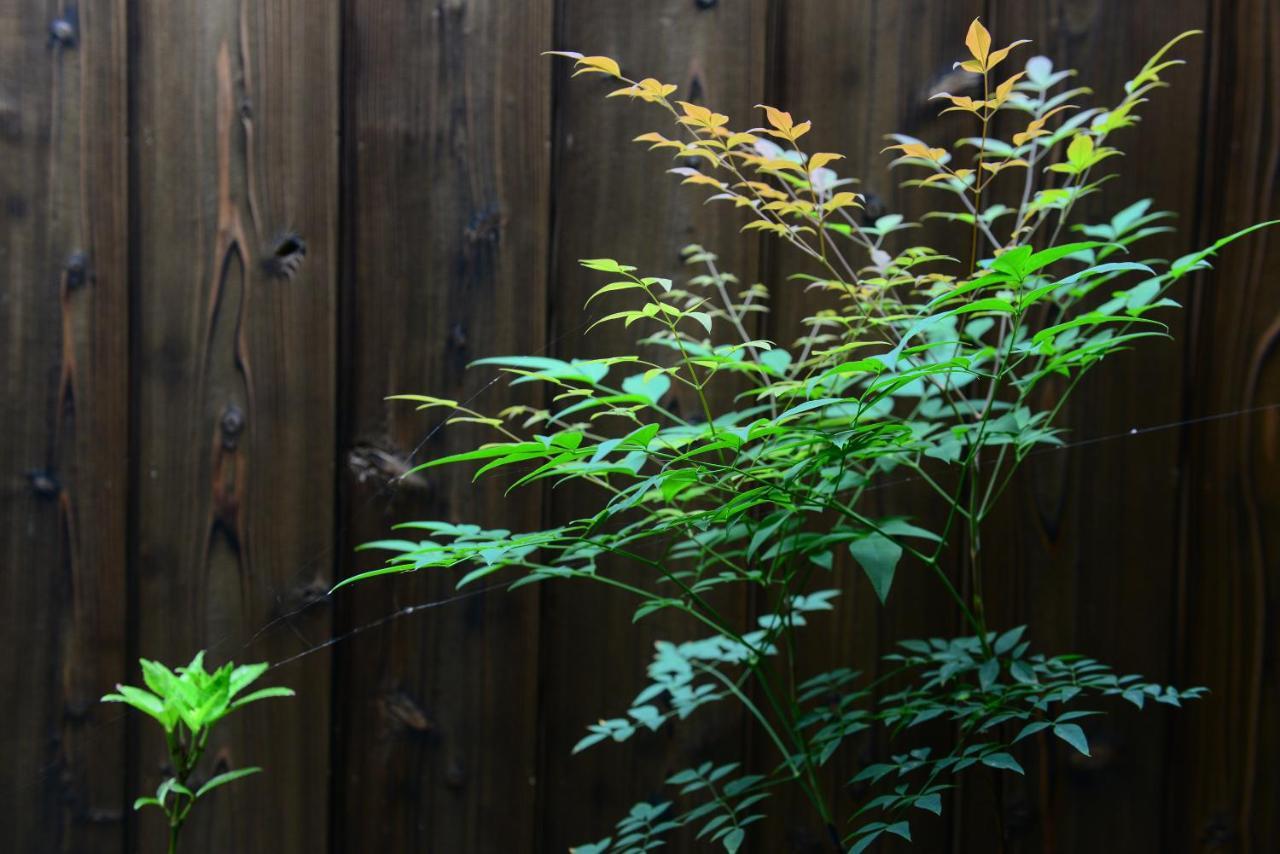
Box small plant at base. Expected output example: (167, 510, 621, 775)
(102, 652, 295, 854)
(338, 19, 1271, 852)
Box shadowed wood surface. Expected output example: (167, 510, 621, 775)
(0, 1, 129, 851)
(333, 0, 551, 850)
(129, 0, 338, 851)
(0, 1, 1276, 851)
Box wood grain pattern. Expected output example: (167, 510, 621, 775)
(131, 1, 338, 851)
(333, 1, 552, 850)
(2, 1, 1279, 851)
(538, 2, 768, 850)
(0, 1, 129, 851)
(1171, 1, 1280, 850)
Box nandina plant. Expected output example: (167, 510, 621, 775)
(104, 652, 294, 854)
(338, 20, 1271, 852)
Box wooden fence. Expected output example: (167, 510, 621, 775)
(2, 1, 1276, 851)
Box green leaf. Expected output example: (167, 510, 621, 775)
(978, 658, 999, 690)
(885, 821, 912, 842)
(584, 280, 646, 305)
(981, 752, 1025, 774)
(621, 372, 671, 404)
(848, 533, 903, 604)
(1053, 723, 1091, 757)
(228, 686, 296, 712)
(579, 257, 636, 273)
(993, 625, 1026, 655)
(915, 792, 943, 815)
(195, 766, 262, 799)
(723, 827, 745, 852)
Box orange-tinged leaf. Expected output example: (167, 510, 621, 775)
(759, 104, 794, 132)
(791, 120, 812, 140)
(965, 18, 992, 64)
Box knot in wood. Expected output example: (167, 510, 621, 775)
(48, 17, 76, 48)
(262, 231, 306, 279)
(220, 405, 246, 449)
(64, 251, 88, 288)
(26, 470, 60, 499)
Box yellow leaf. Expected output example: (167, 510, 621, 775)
(825, 191, 862, 210)
(993, 71, 1026, 102)
(791, 120, 812, 140)
(758, 158, 805, 173)
(985, 40, 1032, 71)
(980, 158, 1028, 173)
(575, 55, 621, 77)
(758, 105, 794, 132)
(676, 148, 722, 167)
(956, 59, 985, 74)
(934, 93, 982, 115)
(677, 101, 712, 123)
(680, 172, 727, 189)
(884, 142, 947, 162)
(726, 132, 759, 149)
(965, 19, 992, 64)
(637, 78, 677, 97)
(808, 152, 844, 172)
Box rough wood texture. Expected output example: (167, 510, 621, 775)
(1171, 1, 1280, 850)
(131, 1, 337, 851)
(333, 1, 552, 851)
(2, 1, 1278, 851)
(0, 1, 129, 852)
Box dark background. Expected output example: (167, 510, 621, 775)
(2, 0, 1277, 851)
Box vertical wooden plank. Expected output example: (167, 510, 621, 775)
(1171, 1, 1280, 850)
(0, 1, 128, 851)
(332, 1, 552, 850)
(538, 1, 768, 850)
(132, 1, 337, 851)
(764, 3, 982, 850)
(974, 3, 1210, 851)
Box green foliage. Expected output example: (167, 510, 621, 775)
(103, 652, 294, 854)
(347, 21, 1268, 852)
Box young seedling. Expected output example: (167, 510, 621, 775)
(103, 652, 294, 854)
